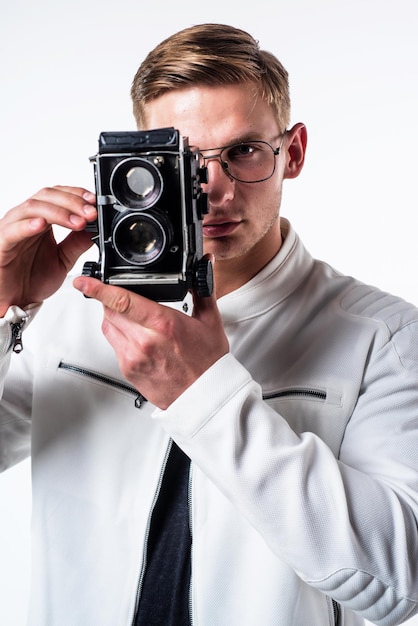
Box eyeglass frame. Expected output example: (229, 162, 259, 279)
(196, 133, 287, 184)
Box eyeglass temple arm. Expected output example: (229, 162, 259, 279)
(274, 131, 287, 155)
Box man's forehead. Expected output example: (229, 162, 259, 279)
(142, 83, 279, 145)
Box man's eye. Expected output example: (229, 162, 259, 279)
(228, 144, 255, 159)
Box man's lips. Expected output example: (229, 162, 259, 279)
(202, 220, 240, 238)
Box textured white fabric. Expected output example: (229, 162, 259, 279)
(1, 220, 418, 625)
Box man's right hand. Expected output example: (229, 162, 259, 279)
(0, 185, 97, 315)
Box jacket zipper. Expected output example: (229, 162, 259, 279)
(188, 463, 194, 625)
(131, 439, 173, 626)
(58, 361, 147, 408)
(330, 597, 340, 625)
(333, 599, 340, 625)
(263, 387, 327, 401)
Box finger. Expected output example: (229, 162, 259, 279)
(73, 277, 160, 324)
(0, 214, 58, 269)
(53, 185, 96, 204)
(191, 285, 218, 320)
(0, 207, 83, 258)
(73, 276, 129, 311)
(33, 187, 97, 225)
(2, 188, 97, 231)
(101, 312, 131, 350)
(57, 230, 95, 272)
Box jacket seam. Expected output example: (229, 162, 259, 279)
(306, 566, 418, 604)
(189, 378, 254, 438)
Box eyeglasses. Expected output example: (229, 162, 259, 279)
(198, 135, 286, 183)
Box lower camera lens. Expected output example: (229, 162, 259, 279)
(112, 210, 173, 266)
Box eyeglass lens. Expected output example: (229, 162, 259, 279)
(220, 141, 276, 182)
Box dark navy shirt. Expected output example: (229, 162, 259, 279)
(134, 441, 192, 625)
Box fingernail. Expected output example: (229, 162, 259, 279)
(69, 214, 84, 226)
(83, 191, 96, 202)
(73, 277, 87, 293)
(83, 205, 97, 216)
(29, 217, 45, 230)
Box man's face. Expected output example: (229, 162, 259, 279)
(143, 83, 287, 276)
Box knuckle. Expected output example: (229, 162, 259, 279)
(111, 291, 132, 314)
(22, 192, 52, 215)
(129, 334, 153, 364)
(102, 288, 132, 315)
(22, 197, 39, 212)
(38, 186, 54, 195)
(31, 187, 54, 204)
(153, 314, 176, 339)
(121, 344, 150, 380)
(123, 347, 140, 372)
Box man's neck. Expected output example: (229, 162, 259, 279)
(214, 227, 283, 299)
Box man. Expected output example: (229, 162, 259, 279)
(1, 23, 418, 626)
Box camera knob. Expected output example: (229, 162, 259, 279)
(195, 258, 213, 297)
(82, 261, 100, 279)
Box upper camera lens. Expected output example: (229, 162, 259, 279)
(126, 167, 155, 199)
(110, 157, 163, 209)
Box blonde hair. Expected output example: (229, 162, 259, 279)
(131, 23, 291, 132)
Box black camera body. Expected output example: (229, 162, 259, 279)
(82, 127, 212, 301)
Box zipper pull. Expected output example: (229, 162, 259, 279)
(11, 320, 26, 354)
(135, 393, 147, 409)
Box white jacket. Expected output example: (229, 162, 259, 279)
(1, 219, 418, 626)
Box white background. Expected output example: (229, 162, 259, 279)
(1, 1, 418, 624)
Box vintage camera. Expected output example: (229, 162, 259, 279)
(82, 127, 213, 301)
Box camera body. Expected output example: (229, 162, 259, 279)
(83, 127, 212, 301)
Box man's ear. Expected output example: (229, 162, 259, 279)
(283, 123, 307, 179)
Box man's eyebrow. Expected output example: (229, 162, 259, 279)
(225, 131, 263, 143)
(191, 132, 267, 151)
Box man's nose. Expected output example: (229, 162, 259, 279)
(201, 159, 235, 207)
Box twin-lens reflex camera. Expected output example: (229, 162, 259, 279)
(82, 127, 213, 301)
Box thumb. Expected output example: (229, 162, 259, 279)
(58, 230, 94, 272)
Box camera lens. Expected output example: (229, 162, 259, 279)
(112, 210, 173, 266)
(110, 157, 163, 209)
(126, 167, 155, 198)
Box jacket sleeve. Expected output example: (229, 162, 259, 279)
(153, 327, 418, 626)
(0, 305, 39, 472)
